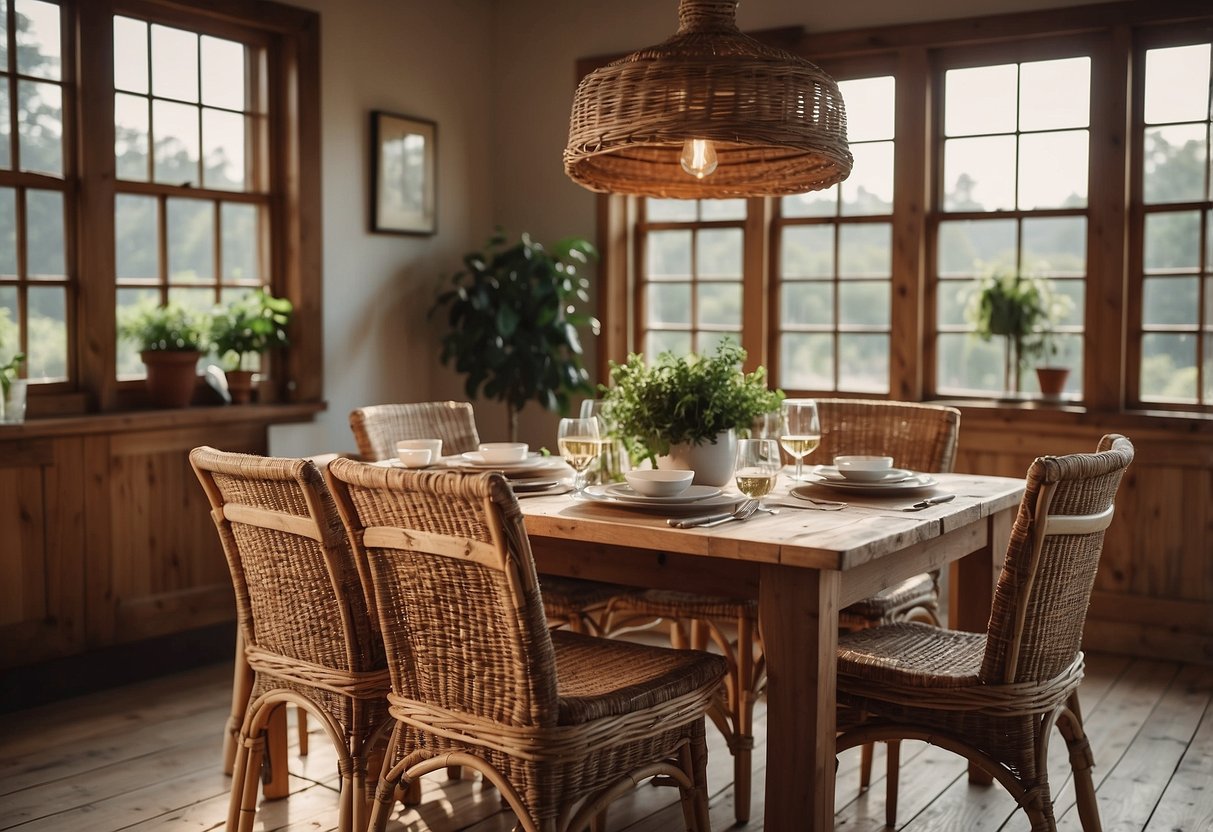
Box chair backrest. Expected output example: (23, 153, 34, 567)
(815, 399, 961, 473)
(980, 434, 1134, 685)
(326, 459, 560, 728)
(349, 401, 481, 461)
(189, 446, 382, 674)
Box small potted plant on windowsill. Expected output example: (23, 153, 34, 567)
(966, 268, 1069, 400)
(1026, 326, 1070, 401)
(0, 351, 26, 423)
(119, 299, 209, 409)
(210, 289, 293, 404)
(600, 339, 783, 486)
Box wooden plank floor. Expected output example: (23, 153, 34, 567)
(1, 653, 1211, 831)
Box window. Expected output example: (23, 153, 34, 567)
(601, 4, 1213, 414)
(1135, 39, 1213, 405)
(637, 198, 746, 357)
(776, 75, 895, 393)
(0, 0, 320, 415)
(0, 0, 68, 385)
(933, 53, 1090, 398)
(112, 16, 268, 377)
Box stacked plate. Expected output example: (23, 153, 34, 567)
(583, 483, 744, 514)
(805, 465, 938, 495)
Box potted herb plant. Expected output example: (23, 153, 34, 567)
(601, 340, 783, 486)
(210, 289, 293, 404)
(966, 268, 1068, 398)
(119, 299, 209, 408)
(1026, 325, 1070, 400)
(431, 230, 599, 440)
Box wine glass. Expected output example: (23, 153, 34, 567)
(557, 417, 601, 497)
(780, 398, 821, 482)
(734, 438, 781, 500)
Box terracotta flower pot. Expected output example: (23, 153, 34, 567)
(141, 350, 201, 408)
(224, 369, 256, 404)
(1035, 366, 1070, 401)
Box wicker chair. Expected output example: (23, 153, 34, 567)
(326, 459, 727, 832)
(604, 398, 961, 823)
(835, 434, 1134, 831)
(190, 447, 392, 832)
(349, 400, 622, 635)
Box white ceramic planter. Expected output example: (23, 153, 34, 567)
(657, 429, 736, 486)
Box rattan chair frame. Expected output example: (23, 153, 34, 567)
(190, 447, 393, 832)
(349, 400, 621, 636)
(603, 398, 961, 823)
(349, 400, 482, 462)
(835, 434, 1134, 832)
(326, 460, 726, 832)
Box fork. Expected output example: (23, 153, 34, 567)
(669, 499, 758, 528)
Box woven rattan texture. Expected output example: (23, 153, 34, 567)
(564, 0, 852, 198)
(815, 399, 961, 474)
(349, 401, 481, 461)
(327, 460, 725, 827)
(834, 435, 1134, 828)
(189, 447, 390, 832)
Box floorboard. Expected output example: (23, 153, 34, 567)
(1, 652, 1210, 831)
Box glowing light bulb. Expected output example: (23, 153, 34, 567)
(679, 138, 718, 179)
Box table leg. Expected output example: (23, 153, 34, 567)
(950, 505, 1013, 786)
(760, 564, 839, 831)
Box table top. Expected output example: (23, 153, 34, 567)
(517, 472, 1025, 572)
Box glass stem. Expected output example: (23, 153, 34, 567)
(795, 456, 803, 481)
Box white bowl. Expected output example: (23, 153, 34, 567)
(625, 469, 694, 497)
(397, 438, 443, 460)
(835, 455, 895, 481)
(478, 442, 529, 464)
(396, 448, 433, 468)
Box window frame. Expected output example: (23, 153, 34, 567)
(9, 0, 321, 417)
(592, 0, 1212, 416)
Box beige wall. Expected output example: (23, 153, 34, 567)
(272, 0, 1109, 456)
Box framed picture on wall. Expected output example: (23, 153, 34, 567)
(371, 111, 437, 235)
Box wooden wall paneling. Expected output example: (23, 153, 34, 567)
(83, 434, 115, 646)
(0, 438, 86, 668)
(94, 424, 265, 646)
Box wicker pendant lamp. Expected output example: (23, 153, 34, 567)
(564, 0, 852, 199)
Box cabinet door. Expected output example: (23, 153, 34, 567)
(0, 438, 86, 668)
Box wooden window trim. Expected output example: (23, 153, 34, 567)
(27, 0, 321, 420)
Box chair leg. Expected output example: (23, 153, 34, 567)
(732, 612, 756, 825)
(859, 742, 874, 790)
(263, 704, 290, 799)
(224, 629, 253, 775)
(1060, 692, 1102, 832)
(885, 740, 901, 828)
(229, 731, 265, 832)
(297, 707, 309, 756)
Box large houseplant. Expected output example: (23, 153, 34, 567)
(210, 289, 293, 403)
(431, 230, 599, 440)
(601, 340, 782, 485)
(119, 299, 209, 408)
(966, 268, 1068, 397)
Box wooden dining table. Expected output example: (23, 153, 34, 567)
(517, 471, 1025, 830)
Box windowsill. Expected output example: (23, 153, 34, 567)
(932, 397, 1213, 433)
(0, 400, 326, 440)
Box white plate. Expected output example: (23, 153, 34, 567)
(513, 482, 573, 498)
(583, 485, 742, 513)
(797, 474, 940, 496)
(815, 465, 916, 484)
(509, 478, 562, 492)
(602, 483, 723, 504)
(460, 451, 545, 468)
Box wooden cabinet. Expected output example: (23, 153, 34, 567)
(0, 405, 320, 672)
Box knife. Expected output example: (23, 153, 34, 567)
(668, 511, 735, 528)
(902, 493, 956, 511)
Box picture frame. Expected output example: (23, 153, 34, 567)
(370, 111, 437, 235)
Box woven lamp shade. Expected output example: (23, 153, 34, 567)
(564, 0, 852, 199)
